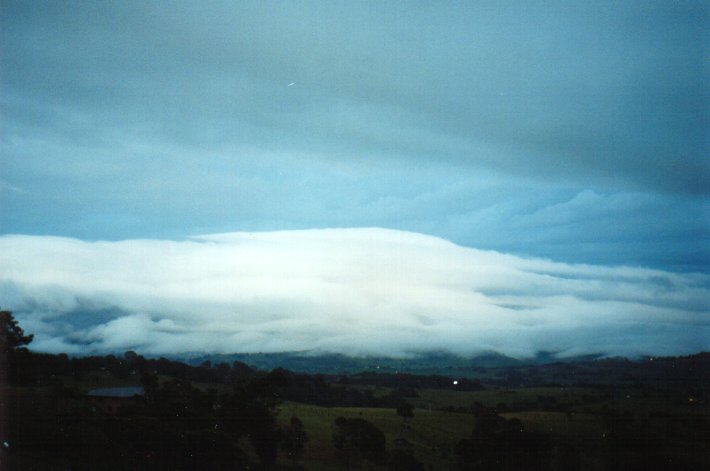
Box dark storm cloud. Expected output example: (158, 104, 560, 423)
(3, 1, 706, 189)
(1, 0, 708, 273)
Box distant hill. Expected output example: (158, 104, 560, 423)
(178, 350, 605, 375)
(173, 351, 710, 391)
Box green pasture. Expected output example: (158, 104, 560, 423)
(275, 400, 612, 471)
(277, 402, 476, 470)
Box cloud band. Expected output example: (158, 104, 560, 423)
(1, 228, 707, 358)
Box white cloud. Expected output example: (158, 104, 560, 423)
(0, 228, 707, 358)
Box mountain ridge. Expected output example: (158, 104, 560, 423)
(175, 350, 610, 375)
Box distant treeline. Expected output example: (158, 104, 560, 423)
(10, 350, 256, 386)
(11, 349, 484, 408)
(11, 348, 710, 402)
(488, 353, 710, 392)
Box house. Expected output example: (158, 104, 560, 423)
(87, 386, 145, 414)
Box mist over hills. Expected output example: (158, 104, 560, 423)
(180, 350, 528, 373)
(179, 350, 630, 376)
(173, 350, 710, 391)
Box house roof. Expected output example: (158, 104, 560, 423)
(87, 386, 145, 398)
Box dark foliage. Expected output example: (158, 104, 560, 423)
(281, 416, 308, 468)
(388, 448, 425, 471)
(601, 407, 687, 471)
(346, 371, 485, 391)
(333, 417, 387, 469)
(4, 320, 288, 471)
(1, 309, 35, 385)
(0, 309, 33, 352)
(396, 401, 414, 419)
(280, 371, 422, 408)
(455, 411, 553, 471)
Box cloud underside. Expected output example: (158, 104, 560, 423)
(1, 228, 707, 358)
(1, 2, 707, 275)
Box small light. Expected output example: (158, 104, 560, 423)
(453, 380, 458, 385)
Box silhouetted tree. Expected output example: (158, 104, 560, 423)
(396, 401, 414, 420)
(388, 449, 425, 471)
(333, 417, 387, 470)
(455, 415, 553, 471)
(472, 410, 507, 437)
(220, 369, 288, 468)
(557, 443, 581, 471)
(124, 350, 139, 362)
(0, 309, 33, 352)
(281, 416, 308, 468)
(1, 309, 36, 384)
(396, 401, 414, 438)
(140, 372, 159, 404)
(604, 417, 670, 471)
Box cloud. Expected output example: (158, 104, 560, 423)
(2, 1, 707, 192)
(1, 1, 707, 276)
(1, 229, 707, 358)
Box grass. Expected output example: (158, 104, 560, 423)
(25, 375, 706, 470)
(274, 387, 708, 471)
(277, 402, 475, 470)
(275, 400, 612, 470)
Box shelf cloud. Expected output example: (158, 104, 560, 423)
(2, 229, 707, 358)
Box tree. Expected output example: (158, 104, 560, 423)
(388, 449, 425, 471)
(281, 416, 308, 468)
(333, 417, 387, 470)
(0, 309, 33, 352)
(396, 401, 414, 438)
(396, 402, 414, 420)
(1, 309, 35, 384)
(140, 372, 159, 404)
(219, 369, 288, 468)
(455, 415, 553, 471)
(1, 309, 33, 465)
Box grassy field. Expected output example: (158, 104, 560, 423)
(274, 384, 708, 471)
(275, 402, 613, 470)
(276, 402, 476, 470)
(412, 386, 584, 409)
(10, 367, 706, 471)
(46, 372, 707, 471)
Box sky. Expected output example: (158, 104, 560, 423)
(1, 1, 708, 357)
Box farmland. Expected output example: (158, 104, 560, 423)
(3, 346, 709, 470)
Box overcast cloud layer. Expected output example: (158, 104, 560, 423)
(1, 229, 708, 358)
(1, 1, 708, 272)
